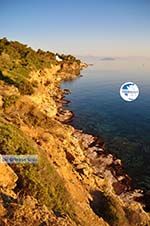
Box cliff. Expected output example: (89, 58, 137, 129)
(0, 38, 150, 226)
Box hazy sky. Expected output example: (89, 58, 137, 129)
(0, 0, 150, 57)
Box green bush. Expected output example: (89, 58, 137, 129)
(0, 120, 75, 217)
(3, 95, 19, 108)
(0, 38, 58, 94)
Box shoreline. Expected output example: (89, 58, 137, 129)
(58, 66, 149, 206)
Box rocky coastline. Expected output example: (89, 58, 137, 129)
(56, 62, 150, 223)
(0, 39, 150, 226)
(58, 75, 142, 195)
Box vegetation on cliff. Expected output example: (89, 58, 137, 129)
(0, 37, 82, 94)
(0, 118, 77, 218)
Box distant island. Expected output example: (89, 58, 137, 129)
(100, 57, 116, 61)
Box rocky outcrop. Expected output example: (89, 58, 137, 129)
(58, 61, 88, 80)
(0, 160, 18, 198)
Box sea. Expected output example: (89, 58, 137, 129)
(62, 57, 150, 190)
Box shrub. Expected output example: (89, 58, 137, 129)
(3, 95, 19, 108)
(0, 120, 75, 217)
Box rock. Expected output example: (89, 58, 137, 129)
(57, 109, 74, 123)
(87, 147, 104, 160)
(75, 163, 92, 177)
(0, 95, 3, 107)
(61, 99, 71, 105)
(73, 131, 96, 148)
(0, 159, 18, 198)
(120, 189, 143, 203)
(87, 150, 98, 159)
(113, 181, 129, 195)
(63, 89, 71, 95)
(0, 202, 7, 217)
(0, 161, 18, 190)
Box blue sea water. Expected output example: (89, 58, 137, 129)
(62, 57, 150, 189)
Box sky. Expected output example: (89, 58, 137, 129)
(0, 0, 150, 57)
